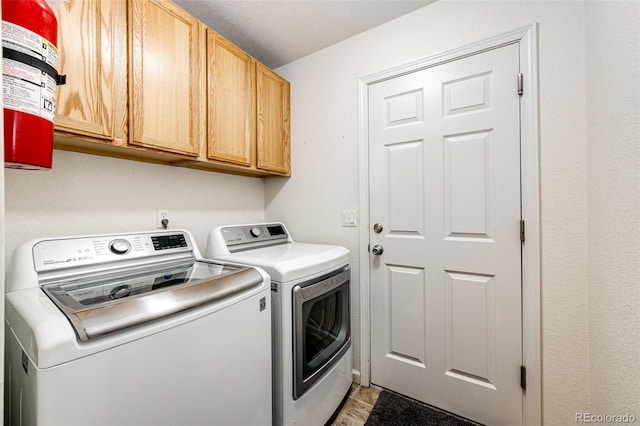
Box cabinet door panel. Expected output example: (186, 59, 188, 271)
(54, 0, 127, 142)
(207, 31, 255, 166)
(257, 64, 290, 175)
(130, 0, 205, 156)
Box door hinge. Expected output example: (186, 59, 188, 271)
(517, 73, 524, 96)
(520, 365, 527, 390)
(520, 220, 525, 242)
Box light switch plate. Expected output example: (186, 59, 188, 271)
(342, 210, 357, 227)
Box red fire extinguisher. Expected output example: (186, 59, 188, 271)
(2, 0, 66, 169)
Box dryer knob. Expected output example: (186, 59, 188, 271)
(250, 227, 262, 238)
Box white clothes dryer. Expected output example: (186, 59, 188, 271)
(5, 229, 272, 426)
(207, 223, 352, 426)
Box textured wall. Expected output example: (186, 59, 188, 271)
(5, 150, 266, 260)
(586, 0, 640, 418)
(267, 1, 590, 423)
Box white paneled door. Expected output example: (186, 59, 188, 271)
(369, 43, 523, 426)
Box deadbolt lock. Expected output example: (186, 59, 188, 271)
(373, 223, 383, 233)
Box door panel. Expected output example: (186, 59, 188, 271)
(445, 271, 496, 388)
(388, 265, 427, 367)
(387, 141, 424, 234)
(444, 130, 493, 239)
(369, 43, 522, 426)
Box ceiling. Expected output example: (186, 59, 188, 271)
(173, 0, 434, 69)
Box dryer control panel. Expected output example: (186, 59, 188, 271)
(220, 223, 291, 250)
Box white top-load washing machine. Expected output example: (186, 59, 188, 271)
(207, 223, 352, 426)
(5, 229, 272, 426)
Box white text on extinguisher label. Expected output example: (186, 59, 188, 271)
(1, 21, 57, 123)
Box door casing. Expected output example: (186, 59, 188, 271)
(357, 24, 540, 425)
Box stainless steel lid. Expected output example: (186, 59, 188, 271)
(42, 259, 263, 341)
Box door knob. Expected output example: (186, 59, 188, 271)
(373, 223, 383, 233)
(371, 244, 384, 256)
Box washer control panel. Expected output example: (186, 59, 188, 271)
(33, 231, 193, 272)
(221, 223, 289, 248)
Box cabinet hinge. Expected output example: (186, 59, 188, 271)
(520, 365, 527, 390)
(518, 73, 524, 96)
(520, 220, 525, 242)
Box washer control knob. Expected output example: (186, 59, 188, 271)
(109, 239, 132, 255)
(250, 227, 262, 238)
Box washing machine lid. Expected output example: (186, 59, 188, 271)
(42, 259, 263, 341)
(215, 242, 350, 283)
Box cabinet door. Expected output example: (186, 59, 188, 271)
(54, 0, 127, 143)
(130, 0, 205, 156)
(207, 31, 255, 167)
(256, 64, 290, 175)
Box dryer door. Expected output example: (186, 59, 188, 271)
(292, 265, 351, 399)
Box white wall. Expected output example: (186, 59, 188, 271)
(267, 0, 592, 423)
(5, 150, 266, 260)
(586, 0, 640, 417)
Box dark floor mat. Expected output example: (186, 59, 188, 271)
(365, 390, 481, 426)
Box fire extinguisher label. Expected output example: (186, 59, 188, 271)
(2, 21, 57, 123)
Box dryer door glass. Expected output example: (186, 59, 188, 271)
(293, 266, 351, 399)
(305, 289, 344, 368)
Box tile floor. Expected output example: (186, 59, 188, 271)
(330, 385, 381, 425)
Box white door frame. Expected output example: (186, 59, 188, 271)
(357, 24, 540, 425)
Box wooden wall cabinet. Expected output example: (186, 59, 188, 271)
(53, 0, 289, 177)
(256, 63, 290, 175)
(202, 31, 290, 176)
(54, 0, 128, 144)
(129, 0, 206, 157)
(206, 31, 256, 167)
